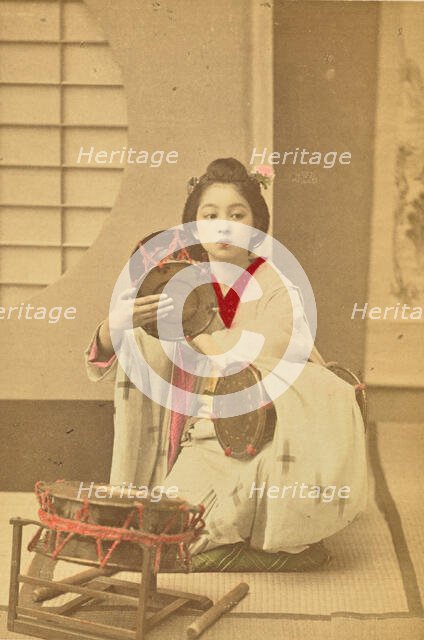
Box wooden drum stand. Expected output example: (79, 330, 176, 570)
(8, 481, 213, 640)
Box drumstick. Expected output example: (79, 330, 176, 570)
(32, 567, 116, 602)
(186, 582, 249, 638)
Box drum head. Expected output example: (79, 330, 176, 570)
(213, 365, 269, 459)
(137, 261, 217, 340)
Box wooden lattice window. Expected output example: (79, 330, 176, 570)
(0, 0, 128, 305)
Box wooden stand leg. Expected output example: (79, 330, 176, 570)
(150, 570, 157, 592)
(135, 547, 154, 640)
(7, 519, 23, 632)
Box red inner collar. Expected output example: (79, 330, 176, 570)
(211, 256, 266, 328)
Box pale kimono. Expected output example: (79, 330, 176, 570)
(85, 258, 367, 554)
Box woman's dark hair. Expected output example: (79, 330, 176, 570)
(182, 158, 270, 260)
(131, 159, 269, 272)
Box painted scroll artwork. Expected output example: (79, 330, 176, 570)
(393, 57, 424, 306)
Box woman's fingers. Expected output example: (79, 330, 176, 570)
(113, 294, 175, 329)
(133, 299, 175, 324)
(137, 293, 170, 304)
(151, 308, 174, 321)
(133, 305, 174, 328)
(139, 306, 174, 322)
(134, 297, 174, 316)
(119, 290, 171, 304)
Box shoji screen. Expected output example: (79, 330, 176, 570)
(0, 0, 128, 306)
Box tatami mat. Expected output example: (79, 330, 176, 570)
(1, 610, 422, 640)
(374, 422, 424, 606)
(1, 612, 338, 640)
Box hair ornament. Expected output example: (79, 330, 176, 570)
(187, 176, 200, 194)
(250, 165, 275, 190)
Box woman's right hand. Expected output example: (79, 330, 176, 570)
(96, 288, 174, 361)
(109, 287, 174, 333)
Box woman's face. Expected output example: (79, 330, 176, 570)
(195, 183, 255, 266)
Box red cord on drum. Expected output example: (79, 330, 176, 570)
(29, 484, 206, 574)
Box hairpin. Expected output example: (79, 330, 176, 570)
(187, 176, 200, 194)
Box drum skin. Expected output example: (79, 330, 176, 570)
(212, 364, 276, 459)
(136, 260, 217, 340)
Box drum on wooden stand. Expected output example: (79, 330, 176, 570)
(8, 480, 212, 640)
(29, 480, 206, 573)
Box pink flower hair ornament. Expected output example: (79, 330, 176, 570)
(250, 165, 275, 190)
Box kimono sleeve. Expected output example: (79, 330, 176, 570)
(84, 322, 118, 382)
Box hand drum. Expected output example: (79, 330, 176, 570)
(136, 260, 217, 341)
(212, 364, 276, 459)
